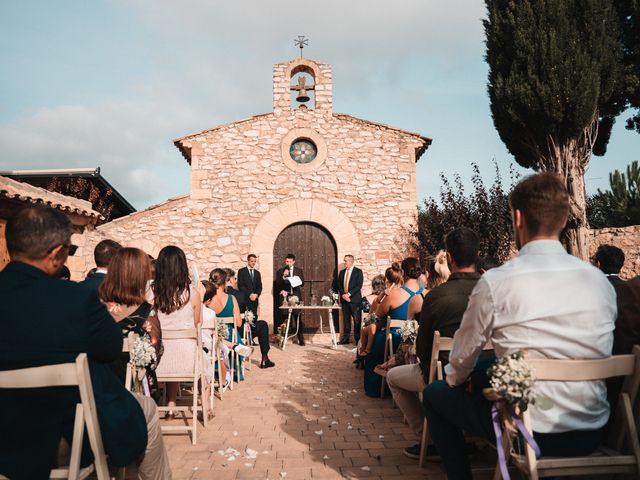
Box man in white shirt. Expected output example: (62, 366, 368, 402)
(423, 173, 616, 479)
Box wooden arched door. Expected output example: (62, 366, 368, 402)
(273, 222, 337, 333)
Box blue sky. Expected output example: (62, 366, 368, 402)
(1, 1, 638, 209)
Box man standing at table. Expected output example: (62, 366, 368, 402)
(275, 254, 305, 346)
(337, 254, 363, 345)
(238, 254, 262, 318)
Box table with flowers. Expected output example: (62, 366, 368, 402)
(278, 304, 342, 350)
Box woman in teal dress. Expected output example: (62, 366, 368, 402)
(207, 268, 251, 382)
(364, 258, 424, 397)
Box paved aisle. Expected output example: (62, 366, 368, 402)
(164, 344, 495, 479)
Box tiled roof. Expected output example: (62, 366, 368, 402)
(0, 175, 103, 222)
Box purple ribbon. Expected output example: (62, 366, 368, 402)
(491, 402, 541, 480)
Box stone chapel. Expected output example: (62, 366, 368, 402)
(75, 56, 432, 331)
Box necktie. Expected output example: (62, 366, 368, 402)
(249, 269, 254, 280)
(344, 268, 350, 293)
(289, 268, 294, 292)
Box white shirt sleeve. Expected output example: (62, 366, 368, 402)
(444, 276, 495, 386)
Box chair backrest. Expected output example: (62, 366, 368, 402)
(0, 354, 110, 479)
(217, 316, 235, 325)
(161, 327, 203, 374)
(430, 330, 492, 383)
(200, 317, 216, 330)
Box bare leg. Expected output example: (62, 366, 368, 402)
(365, 324, 377, 355)
(166, 382, 178, 410)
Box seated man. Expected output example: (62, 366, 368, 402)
(423, 173, 616, 480)
(0, 206, 171, 480)
(386, 227, 481, 459)
(225, 268, 274, 369)
(592, 244, 626, 288)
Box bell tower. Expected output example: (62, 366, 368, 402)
(273, 57, 333, 115)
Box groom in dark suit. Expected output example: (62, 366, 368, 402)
(0, 206, 170, 480)
(338, 254, 364, 345)
(275, 253, 305, 346)
(237, 253, 262, 318)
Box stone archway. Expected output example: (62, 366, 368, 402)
(250, 199, 361, 325)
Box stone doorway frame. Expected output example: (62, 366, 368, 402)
(250, 198, 361, 326)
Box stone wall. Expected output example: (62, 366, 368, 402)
(589, 225, 640, 279)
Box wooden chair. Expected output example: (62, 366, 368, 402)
(240, 313, 251, 374)
(156, 327, 206, 444)
(419, 332, 493, 467)
(217, 316, 238, 390)
(0, 353, 110, 480)
(121, 332, 137, 392)
(378, 317, 406, 398)
(492, 345, 640, 479)
(200, 316, 217, 410)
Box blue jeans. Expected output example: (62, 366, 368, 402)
(423, 367, 603, 479)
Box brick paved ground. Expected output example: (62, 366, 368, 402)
(161, 342, 499, 480)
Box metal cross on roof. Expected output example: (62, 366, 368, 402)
(294, 35, 308, 58)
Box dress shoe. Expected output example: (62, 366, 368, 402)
(260, 359, 275, 369)
(338, 338, 350, 345)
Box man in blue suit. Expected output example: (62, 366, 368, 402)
(79, 238, 122, 291)
(0, 206, 170, 479)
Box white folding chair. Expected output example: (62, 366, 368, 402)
(121, 332, 137, 392)
(0, 354, 110, 480)
(217, 316, 238, 390)
(492, 346, 640, 479)
(419, 332, 493, 467)
(240, 313, 251, 374)
(200, 316, 218, 409)
(156, 327, 206, 444)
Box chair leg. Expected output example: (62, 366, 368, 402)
(419, 417, 429, 468)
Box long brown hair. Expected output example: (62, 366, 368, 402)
(153, 245, 191, 314)
(99, 247, 151, 306)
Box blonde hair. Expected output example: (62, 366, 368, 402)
(426, 250, 450, 290)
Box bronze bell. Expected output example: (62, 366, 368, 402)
(296, 88, 310, 103)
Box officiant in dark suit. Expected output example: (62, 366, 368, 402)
(275, 253, 305, 346)
(337, 254, 364, 345)
(237, 254, 262, 318)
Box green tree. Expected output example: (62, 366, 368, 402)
(484, 0, 626, 258)
(413, 162, 515, 264)
(587, 160, 640, 227)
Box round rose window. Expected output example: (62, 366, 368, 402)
(289, 139, 317, 164)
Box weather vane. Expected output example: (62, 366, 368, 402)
(294, 35, 308, 58)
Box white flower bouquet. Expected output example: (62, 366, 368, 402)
(288, 295, 299, 306)
(400, 320, 419, 344)
(130, 335, 157, 370)
(321, 295, 332, 306)
(487, 351, 536, 412)
(244, 310, 255, 326)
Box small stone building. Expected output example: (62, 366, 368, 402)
(79, 56, 432, 331)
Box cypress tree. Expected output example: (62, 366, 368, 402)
(484, 0, 625, 258)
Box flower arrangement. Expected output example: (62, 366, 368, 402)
(244, 310, 255, 326)
(487, 351, 536, 412)
(400, 320, 419, 344)
(216, 319, 229, 345)
(276, 323, 288, 348)
(288, 295, 299, 306)
(362, 311, 377, 327)
(130, 335, 157, 370)
(321, 295, 332, 306)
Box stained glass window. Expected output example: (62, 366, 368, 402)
(289, 139, 317, 164)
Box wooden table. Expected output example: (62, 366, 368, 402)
(279, 305, 341, 350)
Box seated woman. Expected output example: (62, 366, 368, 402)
(353, 274, 387, 368)
(99, 247, 163, 398)
(206, 268, 253, 382)
(153, 245, 210, 418)
(201, 276, 252, 390)
(423, 250, 450, 296)
(364, 257, 424, 398)
(358, 269, 402, 359)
